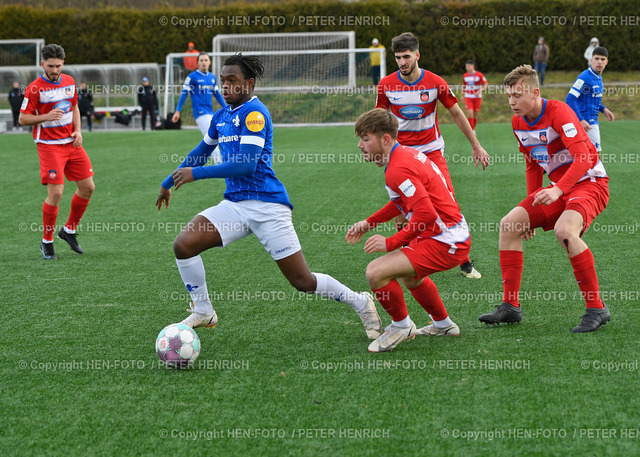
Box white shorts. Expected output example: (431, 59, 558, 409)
(195, 114, 221, 164)
(198, 200, 301, 261)
(195, 114, 213, 136)
(586, 124, 601, 151)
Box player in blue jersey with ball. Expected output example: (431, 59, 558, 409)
(565, 47, 614, 152)
(156, 53, 382, 342)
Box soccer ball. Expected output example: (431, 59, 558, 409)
(156, 323, 200, 368)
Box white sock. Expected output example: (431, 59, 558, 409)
(433, 316, 454, 328)
(176, 256, 213, 315)
(63, 226, 75, 234)
(42, 239, 53, 244)
(312, 272, 368, 312)
(393, 316, 413, 328)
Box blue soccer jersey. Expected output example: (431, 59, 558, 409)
(162, 96, 292, 209)
(565, 67, 606, 125)
(175, 70, 226, 119)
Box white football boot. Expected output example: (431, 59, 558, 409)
(416, 322, 460, 336)
(179, 302, 218, 329)
(357, 292, 383, 339)
(368, 321, 417, 353)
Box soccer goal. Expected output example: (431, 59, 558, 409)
(163, 35, 385, 126)
(0, 39, 45, 66)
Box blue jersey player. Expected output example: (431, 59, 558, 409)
(156, 53, 382, 344)
(172, 52, 226, 136)
(565, 47, 615, 151)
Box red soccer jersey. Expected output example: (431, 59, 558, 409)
(463, 71, 487, 99)
(376, 69, 458, 155)
(366, 144, 470, 253)
(21, 74, 77, 144)
(512, 99, 607, 195)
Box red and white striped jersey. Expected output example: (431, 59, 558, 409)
(21, 74, 77, 144)
(513, 99, 607, 193)
(463, 71, 487, 99)
(376, 69, 458, 156)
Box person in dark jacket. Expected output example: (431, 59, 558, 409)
(137, 77, 158, 130)
(77, 82, 94, 131)
(9, 81, 24, 130)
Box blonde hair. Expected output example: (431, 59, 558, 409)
(504, 64, 539, 88)
(355, 108, 398, 139)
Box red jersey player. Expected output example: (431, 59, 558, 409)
(346, 108, 471, 352)
(376, 32, 489, 280)
(479, 65, 610, 333)
(20, 44, 95, 260)
(463, 59, 488, 132)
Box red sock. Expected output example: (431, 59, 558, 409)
(501, 250, 523, 307)
(42, 202, 58, 242)
(372, 279, 408, 322)
(408, 278, 448, 321)
(570, 249, 603, 308)
(65, 194, 90, 231)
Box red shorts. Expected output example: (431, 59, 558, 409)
(37, 142, 94, 185)
(464, 97, 482, 112)
(401, 236, 470, 278)
(518, 178, 609, 233)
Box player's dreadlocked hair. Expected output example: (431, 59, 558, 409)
(223, 53, 264, 81)
(41, 44, 65, 61)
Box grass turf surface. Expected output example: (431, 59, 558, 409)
(2, 121, 639, 455)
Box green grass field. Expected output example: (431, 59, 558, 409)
(2, 121, 639, 456)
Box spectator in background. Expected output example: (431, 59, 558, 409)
(77, 82, 94, 132)
(9, 81, 24, 131)
(184, 42, 199, 74)
(584, 37, 599, 66)
(532, 36, 549, 86)
(369, 38, 385, 86)
(138, 77, 158, 131)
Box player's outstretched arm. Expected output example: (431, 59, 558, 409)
(447, 103, 490, 170)
(345, 220, 372, 244)
(155, 187, 171, 211)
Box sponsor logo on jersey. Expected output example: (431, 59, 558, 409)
(539, 131, 548, 143)
(420, 91, 430, 102)
(21, 98, 28, 110)
(49, 170, 57, 180)
(54, 100, 72, 113)
(399, 105, 425, 119)
(530, 146, 549, 163)
(399, 178, 416, 197)
(562, 123, 578, 138)
(245, 111, 265, 132)
(574, 79, 585, 90)
(219, 134, 239, 143)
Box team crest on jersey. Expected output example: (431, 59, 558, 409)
(539, 131, 548, 143)
(65, 87, 73, 96)
(420, 91, 430, 102)
(245, 111, 265, 132)
(233, 114, 240, 127)
(49, 170, 57, 180)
